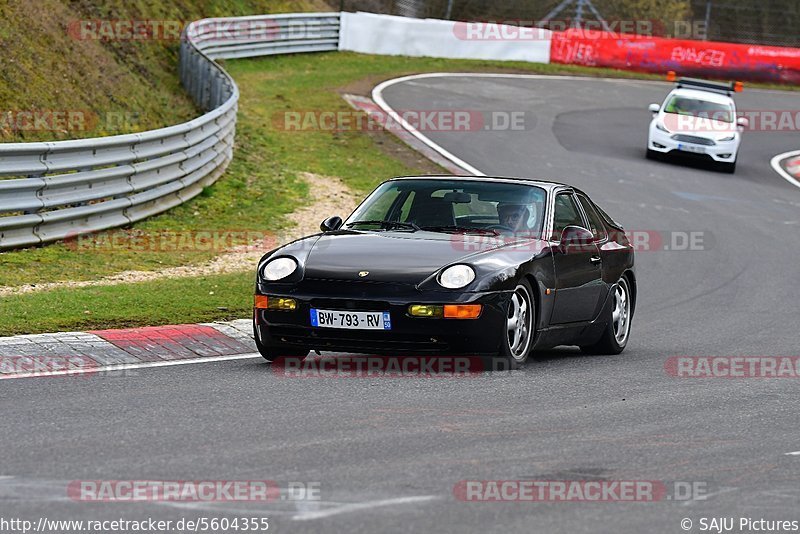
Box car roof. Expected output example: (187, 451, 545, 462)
(388, 175, 575, 193)
(666, 87, 734, 105)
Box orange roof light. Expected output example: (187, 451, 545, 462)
(443, 304, 482, 319)
(734, 81, 744, 92)
(666, 71, 677, 82)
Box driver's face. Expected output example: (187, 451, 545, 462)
(500, 208, 525, 229)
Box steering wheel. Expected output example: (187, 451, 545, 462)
(485, 224, 515, 232)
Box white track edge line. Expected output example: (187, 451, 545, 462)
(0, 353, 262, 380)
(770, 150, 800, 190)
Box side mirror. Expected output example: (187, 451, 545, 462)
(559, 225, 594, 253)
(736, 117, 749, 130)
(320, 216, 343, 233)
(648, 103, 660, 114)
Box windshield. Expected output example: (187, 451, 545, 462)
(347, 179, 547, 236)
(663, 95, 734, 123)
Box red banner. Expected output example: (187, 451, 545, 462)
(550, 28, 800, 84)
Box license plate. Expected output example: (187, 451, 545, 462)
(677, 143, 705, 154)
(310, 309, 392, 330)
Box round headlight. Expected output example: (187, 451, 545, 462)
(262, 257, 298, 281)
(439, 265, 475, 289)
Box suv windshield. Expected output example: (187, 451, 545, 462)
(663, 95, 734, 123)
(347, 179, 547, 236)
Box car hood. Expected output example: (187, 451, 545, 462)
(284, 230, 545, 286)
(662, 114, 737, 140)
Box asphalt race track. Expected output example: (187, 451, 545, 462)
(2, 75, 800, 533)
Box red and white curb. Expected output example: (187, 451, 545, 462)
(0, 319, 257, 379)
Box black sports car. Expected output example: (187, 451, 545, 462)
(254, 176, 636, 368)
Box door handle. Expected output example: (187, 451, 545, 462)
(590, 256, 602, 264)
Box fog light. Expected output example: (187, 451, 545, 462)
(443, 304, 482, 319)
(719, 153, 732, 158)
(268, 297, 297, 311)
(409, 304, 444, 317)
(653, 142, 666, 149)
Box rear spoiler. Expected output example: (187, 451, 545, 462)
(666, 71, 743, 95)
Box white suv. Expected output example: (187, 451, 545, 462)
(647, 77, 748, 173)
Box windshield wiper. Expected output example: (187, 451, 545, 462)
(419, 225, 499, 236)
(346, 220, 420, 231)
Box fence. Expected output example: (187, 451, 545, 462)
(340, 0, 800, 47)
(0, 13, 340, 250)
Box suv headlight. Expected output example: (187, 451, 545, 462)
(719, 135, 736, 142)
(438, 265, 476, 289)
(655, 122, 670, 133)
(262, 257, 298, 281)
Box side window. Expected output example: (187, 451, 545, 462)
(552, 193, 585, 240)
(578, 195, 608, 241)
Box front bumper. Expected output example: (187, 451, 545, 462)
(254, 280, 510, 355)
(648, 127, 739, 162)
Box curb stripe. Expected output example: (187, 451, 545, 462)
(0, 321, 257, 378)
(90, 324, 254, 361)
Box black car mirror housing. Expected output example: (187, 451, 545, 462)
(560, 225, 594, 252)
(320, 216, 343, 233)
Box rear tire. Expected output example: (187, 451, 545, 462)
(483, 279, 535, 371)
(580, 276, 632, 355)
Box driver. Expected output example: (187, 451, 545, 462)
(497, 202, 531, 232)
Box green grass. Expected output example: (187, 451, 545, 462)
(2, 50, 799, 335)
(0, 0, 334, 142)
(0, 273, 252, 336)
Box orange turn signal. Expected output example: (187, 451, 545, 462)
(254, 295, 269, 309)
(734, 81, 744, 92)
(666, 70, 677, 82)
(443, 304, 482, 319)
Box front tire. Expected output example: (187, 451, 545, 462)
(580, 276, 633, 355)
(485, 280, 535, 370)
(719, 159, 736, 174)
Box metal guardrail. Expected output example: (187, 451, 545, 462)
(0, 12, 340, 250)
